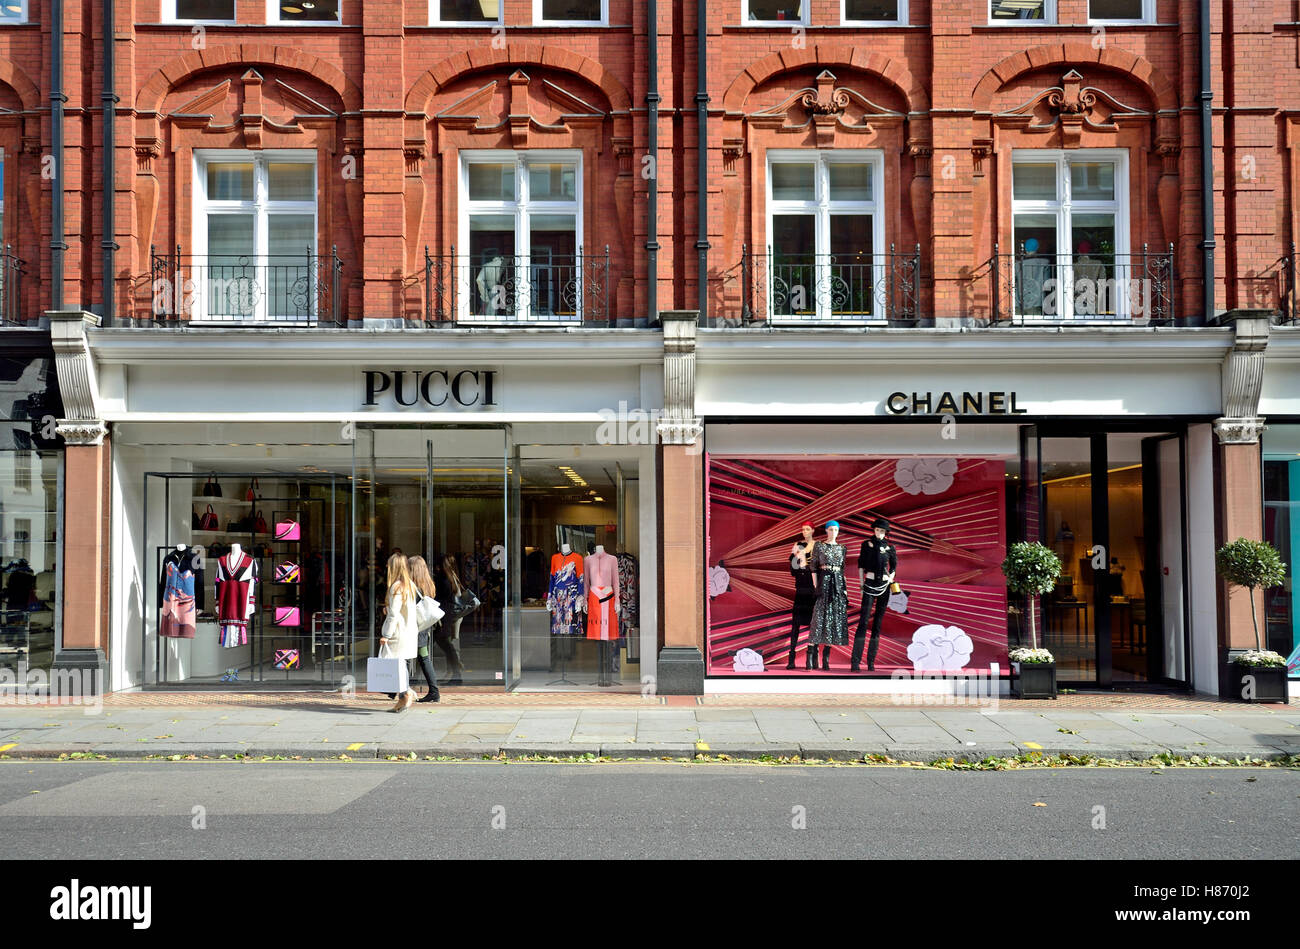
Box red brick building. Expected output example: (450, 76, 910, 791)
(1, 0, 1298, 697)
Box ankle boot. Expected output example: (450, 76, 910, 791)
(805, 647, 815, 670)
(821, 646, 831, 670)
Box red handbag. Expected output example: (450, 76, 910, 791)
(199, 504, 219, 531)
(253, 510, 268, 534)
(245, 478, 261, 502)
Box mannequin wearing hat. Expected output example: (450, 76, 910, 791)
(854, 517, 898, 672)
(808, 520, 849, 670)
(786, 522, 819, 670)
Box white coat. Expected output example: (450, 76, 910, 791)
(381, 586, 419, 660)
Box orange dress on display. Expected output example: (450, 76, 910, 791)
(584, 550, 621, 640)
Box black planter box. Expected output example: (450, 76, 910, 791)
(1014, 661, 1057, 700)
(1226, 664, 1288, 703)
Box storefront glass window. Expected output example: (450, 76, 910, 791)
(1263, 425, 1300, 677)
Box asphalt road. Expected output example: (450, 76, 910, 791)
(0, 760, 1296, 860)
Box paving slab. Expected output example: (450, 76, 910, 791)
(874, 724, 961, 743)
(815, 723, 893, 743)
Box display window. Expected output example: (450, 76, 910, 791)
(705, 425, 1017, 676)
(0, 355, 62, 684)
(1263, 424, 1300, 678)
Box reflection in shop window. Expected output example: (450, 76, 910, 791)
(746, 0, 807, 23)
(0, 0, 27, 22)
(536, 0, 605, 24)
(1089, 0, 1150, 21)
(843, 0, 904, 24)
(1263, 425, 1300, 677)
(433, 0, 501, 24)
(1, 451, 59, 680)
(269, 0, 340, 23)
(165, 0, 235, 20)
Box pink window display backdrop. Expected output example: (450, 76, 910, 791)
(705, 455, 1010, 675)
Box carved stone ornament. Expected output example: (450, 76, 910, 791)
(1212, 417, 1267, 445)
(1047, 70, 1097, 116)
(54, 420, 109, 446)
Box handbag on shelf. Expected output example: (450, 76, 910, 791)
(253, 510, 268, 535)
(202, 476, 222, 498)
(245, 478, 261, 502)
(275, 561, 300, 583)
(274, 519, 301, 541)
(199, 505, 219, 531)
(274, 606, 301, 627)
(273, 648, 300, 670)
(191, 509, 201, 531)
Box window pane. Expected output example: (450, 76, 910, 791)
(439, 0, 498, 20)
(268, 215, 317, 319)
(991, 0, 1046, 19)
(276, 0, 339, 21)
(268, 163, 315, 202)
(830, 215, 874, 316)
(268, 214, 316, 258)
(748, 0, 803, 19)
(1070, 161, 1116, 201)
(771, 163, 815, 201)
(771, 215, 815, 316)
(468, 163, 515, 201)
(206, 163, 254, 201)
(1089, 0, 1143, 18)
(0, 2, 23, 21)
(540, 0, 601, 20)
(844, 0, 899, 19)
(175, 0, 234, 18)
(827, 163, 872, 201)
(1013, 213, 1058, 316)
(528, 163, 577, 201)
(529, 215, 577, 317)
(1013, 163, 1057, 201)
(206, 215, 255, 319)
(469, 215, 516, 317)
(1070, 213, 1117, 316)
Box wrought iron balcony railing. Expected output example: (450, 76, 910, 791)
(1272, 243, 1297, 325)
(0, 247, 24, 326)
(149, 245, 343, 326)
(423, 247, 611, 324)
(735, 245, 921, 326)
(986, 243, 1175, 325)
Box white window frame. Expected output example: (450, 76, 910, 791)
(988, 0, 1055, 25)
(1010, 148, 1130, 323)
(743, 0, 809, 27)
(192, 149, 318, 324)
(1086, 0, 1154, 25)
(161, 0, 237, 24)
(841, 0, 906, 27)
(766, 149, 887, 325)
(458, 149, 584, 324)
(0, 0, 27, 24)
(533, 0, 607, 27)
(430, 0, 505, 27)
(266, 0, 342, 26)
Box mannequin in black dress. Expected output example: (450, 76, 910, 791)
(786, 522, 818, 669)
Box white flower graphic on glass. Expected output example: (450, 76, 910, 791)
(894, 457, 958, 496)
(906, 624, 975, 673)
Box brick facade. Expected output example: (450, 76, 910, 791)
(0, 0, 1282, 325)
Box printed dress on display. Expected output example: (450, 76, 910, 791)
(546, 551, 585, 637)
(809, 541, 849, 646)
(215, 550, 258, 648)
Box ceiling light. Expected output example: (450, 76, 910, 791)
(301, 1, 315, 7)
(282, 4, 302, 10)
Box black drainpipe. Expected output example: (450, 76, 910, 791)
(1199, 0, 1214, 323)
(50, 0, 66, 310)
(102, 0, 118, 325)
(646, 0, 658, 324)
(695, 0, 708, 321)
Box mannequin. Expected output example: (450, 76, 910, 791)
(808, 520, 848, 670)
(854, 517, 897, 672)
(547, 542, 585, 677)
(584, 544, 621, 687)
(786, 522, 818, 670)
(160, 544, 204, 640)
(215, 543, 258, 648)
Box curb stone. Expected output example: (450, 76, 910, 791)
(798, 743, 887, 761)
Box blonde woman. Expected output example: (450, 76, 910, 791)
(408, 556, 443, 703)
(379, 552, 419, 712)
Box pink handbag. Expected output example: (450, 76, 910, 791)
(274, 520, 300, 541)
(274, 606, 300, 627)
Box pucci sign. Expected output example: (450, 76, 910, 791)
(362, 369, 499, 409)
(885, 391, 1027, 416)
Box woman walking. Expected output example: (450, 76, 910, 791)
(380, 552, 419, 712)
(408, 556, 443, 703)
(437, 555, 469, 685)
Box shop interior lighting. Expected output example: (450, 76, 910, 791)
(1040, 463, 1141, 486)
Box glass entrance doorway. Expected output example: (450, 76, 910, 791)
(1029, 430, 1188, 688)
(354, 426, 510, 688)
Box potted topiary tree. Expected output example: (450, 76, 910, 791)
(1002, 541, 1062, 699)
(1215, 538, 1289, 703)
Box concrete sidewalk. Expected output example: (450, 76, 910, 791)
(1, 695, 1298, 762)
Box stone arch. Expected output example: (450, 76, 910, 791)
(0, 59, 40, 112)
(136, 44, 361, 114)
(723, 46, 929, 115)
(405, 44, 632, 114)
(973, 44, 1176, 113)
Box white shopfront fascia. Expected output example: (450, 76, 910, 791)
(1259, 329, 1300, 417)
(694, 328, 1232, 418)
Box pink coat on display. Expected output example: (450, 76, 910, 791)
(583, 550, 620, 641)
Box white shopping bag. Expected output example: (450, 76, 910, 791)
(367, 655, 409, 694)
